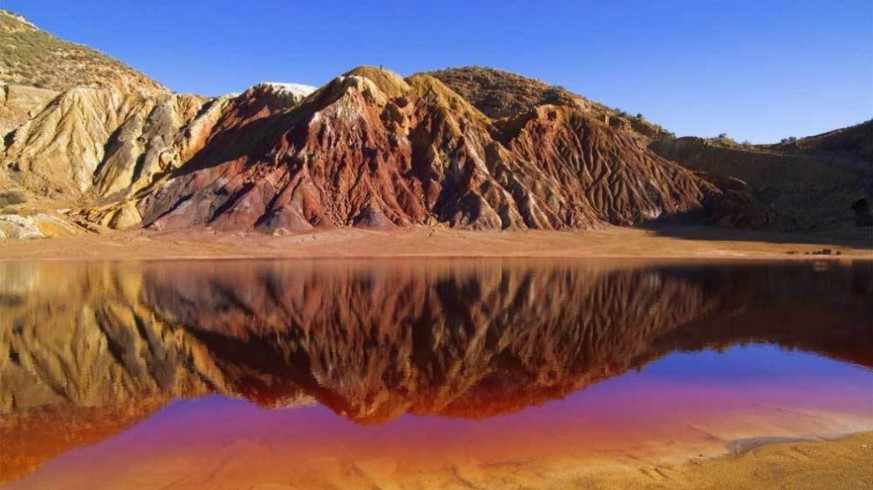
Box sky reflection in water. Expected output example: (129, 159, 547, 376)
(1, 259, 871, 489)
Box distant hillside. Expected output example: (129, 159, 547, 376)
(425, 66, 673, 140)
(650, 122, 873, 231)
(0, 9, 166, 95)
(768, 120, 873, 168)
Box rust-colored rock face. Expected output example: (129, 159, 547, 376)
(138, 67, 718, 232)
(0, 9, 861, 237)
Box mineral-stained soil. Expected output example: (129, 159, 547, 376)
(1, 9, 870, 241)
(136, 67, 723, 233)
(0, 226, 870, 261)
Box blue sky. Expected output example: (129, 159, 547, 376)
(4, 0, 871, 142)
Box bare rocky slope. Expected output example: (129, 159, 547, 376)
(428, 67, 872, 233)
(134, 67, 723, 233)
(1, 62, 740, 236)
(0, 83, 313, 237)
(0, 10, 866, 239)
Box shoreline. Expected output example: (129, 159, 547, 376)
(580, 431, 873, 489)
(573, 431, 873, 489)
(1, 226, 871, 261)
(8, 427, 872, 489)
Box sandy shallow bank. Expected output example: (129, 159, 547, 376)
(574, 432, 873, 490)
(8, 430, 872, 489)
(0, 226, 871, 261)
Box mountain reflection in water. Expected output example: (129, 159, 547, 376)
(1, 259, 871, 486)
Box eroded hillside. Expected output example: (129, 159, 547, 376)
(136, 67, 720, 233)
(650, 123, 873, 231)
(426, 66, 673, 140)
(0, 9, 867, 239)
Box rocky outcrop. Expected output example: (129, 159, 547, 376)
(697, 175, 778, 229)
(0, 213, 77, 239)
(0, 84, 59, 140)
(2, 9, 853, 237)
(3, 88, 214, 200)
(0, 12, 772, 237)
(0, 81, 322, 231)
(136, 67, 719, 232)
(3, 63, 862, 235)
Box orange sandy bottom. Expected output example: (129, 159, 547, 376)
(1, 226, 871, 261)
(7, 347, 873, 489)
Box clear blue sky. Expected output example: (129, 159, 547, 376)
(4, 0, 871, 143)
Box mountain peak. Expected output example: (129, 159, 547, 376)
(256, 82, 318, 99)
(423, 66, 581, 120)
(343, 66, 411, 98)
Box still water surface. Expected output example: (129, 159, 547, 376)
(1, 259, 871, 488)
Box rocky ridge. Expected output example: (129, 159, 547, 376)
(427, 66, 673, 139)
(428, 67, 871, 232)
(136, 67, 719, 233)
(0, 9, 867, 239)
(2, 64, 733, 236)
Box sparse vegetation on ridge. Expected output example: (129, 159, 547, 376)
(0, 8, 166, 94)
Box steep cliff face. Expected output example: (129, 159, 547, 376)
(136, 67, 718, 232)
